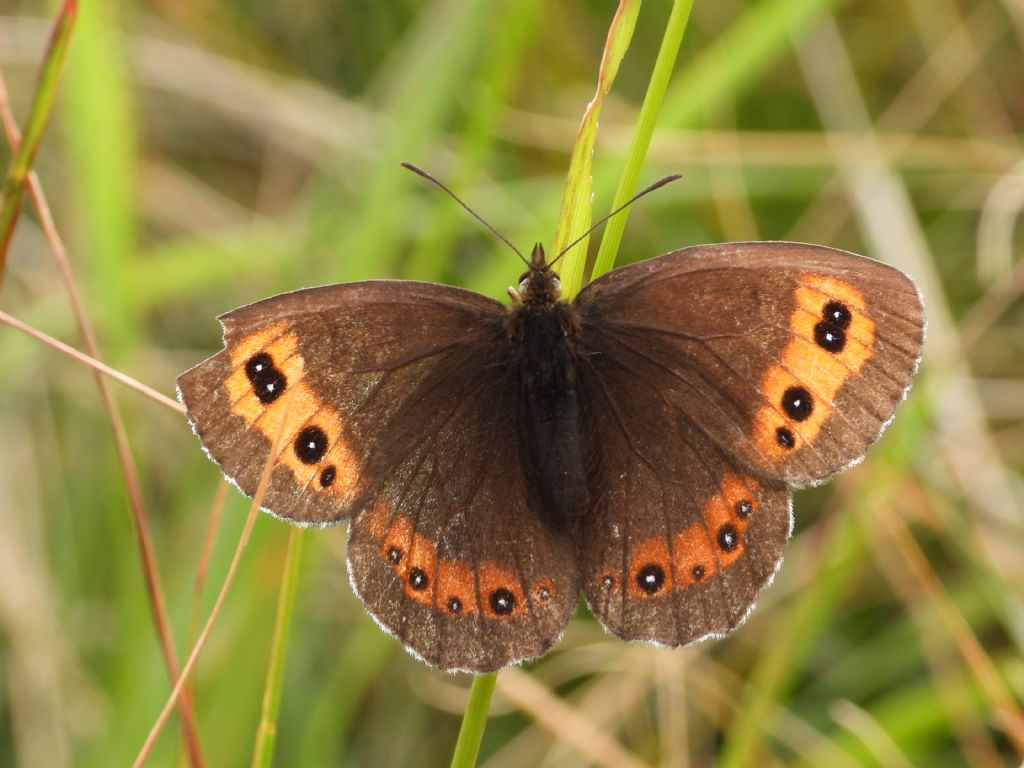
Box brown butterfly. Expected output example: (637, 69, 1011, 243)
(177, 174, 924, 673)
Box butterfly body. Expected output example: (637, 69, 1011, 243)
(178, 241, 924, 672)
(508, 249, 590, 527)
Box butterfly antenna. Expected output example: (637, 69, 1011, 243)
(401, 162, 528, 266)
(547, 173, 683, 270)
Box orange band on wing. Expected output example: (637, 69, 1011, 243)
(617, 474, 760, 596)
(372, 512, 528, 620)
(752, 274, 877, 460)
(223, 324, 360, 502)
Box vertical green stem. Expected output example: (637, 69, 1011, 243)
(251, 527, 305, 768)
(0, 0, 77, 284)
(592, 0, 693, 279)
(449, 673, 498, 768)
(552, 0, 642, 298)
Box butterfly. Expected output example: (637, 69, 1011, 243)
(177, 176, 925, 673)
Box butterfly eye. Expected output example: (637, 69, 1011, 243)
(551, 276, 561, 291)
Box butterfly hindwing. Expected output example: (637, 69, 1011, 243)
(575, 242, 925, 487)
(177, 280, 579, 672)
(576, 349, 792, 644)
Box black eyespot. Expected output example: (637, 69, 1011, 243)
(294, 425, 328, 464)
(386, 546, 402, 564)
(735, 499, 753, 519)
(776, 426, 796, 449)
(823, 301, 852, 329)
(245, 352, 287, 404)
(446, 596, 462, 614)
(814, 321, 847, 352)
(636, 564, 666, 595)
(489, 588, 516, 615)
(601, 575, 615, 590)
(782, 386, 814, 422)
(319, 466, 336, 487)
(717, 524, 740, 553)
(691, 564, 705, 581)
(408, 568, 429, 591)
(536, 586, 551, 602)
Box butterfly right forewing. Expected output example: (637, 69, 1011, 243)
(576, 242, 924, 487)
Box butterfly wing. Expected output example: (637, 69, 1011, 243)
(572, 241, 923, 644)
(576, 242, 924, 486)
(177, 282, 579, 672)
(575, 369, 793, 645)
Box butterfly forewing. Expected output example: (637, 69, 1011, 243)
(576, 242, 925, 487)
(177, 280, 579, 672)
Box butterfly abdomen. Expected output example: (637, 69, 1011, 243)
(510, 302, 590, 527)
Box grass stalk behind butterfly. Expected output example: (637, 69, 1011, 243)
(0, 6, 207, 766)
(0, 1, 76, 281)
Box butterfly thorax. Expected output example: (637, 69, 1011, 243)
(517, 243, 563, 308)
(506, 255, 589, 528)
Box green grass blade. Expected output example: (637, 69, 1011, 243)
(0, 0, 77, 286)
(406, 0, 544, 282)
(659, 0, 845, 129)
(61, 0, 138, 354)
(551, 0, 641, 298)
(337, 0, 493, 281)
(251, 527, 305, 768)
(449, 672, 498, 768)
(592, 0, 693, 279)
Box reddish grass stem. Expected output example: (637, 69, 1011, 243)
(0, 68, 204, 767)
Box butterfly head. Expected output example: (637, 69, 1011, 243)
(516, 243, 562, 306)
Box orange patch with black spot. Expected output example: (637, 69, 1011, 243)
(224, 324, 362, 497)
(671, 524, 717, 586)
(703, 474, 759, 568)
(403, 533, 438, 605)
(381, 516, 414, 574)
(752, 275, 877, 461)
(531, 579, 555, 604)
(436, 560, 477, 615)
(628, 537, 673, 598)
(228, 323, 289, 368)
(479, 562, 524, 619)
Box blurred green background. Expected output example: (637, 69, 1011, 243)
(1, 0, 1022, 766)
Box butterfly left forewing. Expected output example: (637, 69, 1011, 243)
(177, 280, 508, 526)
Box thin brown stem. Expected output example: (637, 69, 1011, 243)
(134, 387, 296, 767)
(0, 71, 204, 767)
